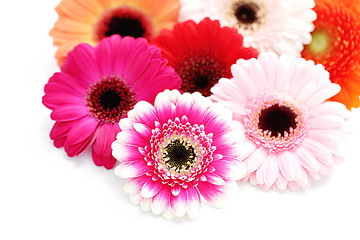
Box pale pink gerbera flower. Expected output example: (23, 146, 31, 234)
(42, 35, 181, 170)
(211, 52, 350, 190)
(179, 0, 316, 56)
(112, 90, 247, 219)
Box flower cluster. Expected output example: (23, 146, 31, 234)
(43, 0, 357, 219)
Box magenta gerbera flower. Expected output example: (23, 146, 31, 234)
(211, 52, 350, 190)
(42, 35, 181, 170)
(112, 89, 247, 219)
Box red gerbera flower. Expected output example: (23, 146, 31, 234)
(152, 17, 259, 96)
(301, 0, 360, 109)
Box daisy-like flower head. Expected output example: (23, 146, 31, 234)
(179, 0, 316, 56)
(152, 18, 258, 96)
(301, 0, 360, 109)
(112, 89, 247, 219)
(211, 52, 350, 190)
(42, 35, 181, 170)
(50, 0, 180, 65)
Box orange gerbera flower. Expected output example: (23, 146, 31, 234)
(50, 0, 180, 65)
(301, 0, 360, 109)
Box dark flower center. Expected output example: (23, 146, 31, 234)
(163, 139, 196, 170)
(105, 17, 145, 39)
(233, 2, 259, 25)
(93, 6, 155, 42)
(258, 104, 298, 137)
(87, 76, 137, 124)
(176, 52, 229, 96)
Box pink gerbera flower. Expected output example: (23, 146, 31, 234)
(42, 35, 181, 170)
(112, 90, 247, 219)
(211, 52, 350, 190)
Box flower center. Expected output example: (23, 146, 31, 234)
(93, 6, 155, 42)
(234, 2, 259, 25)
(244, 90, 309, 153)
(163, 139, 196, 171)
(307, 31, 330, 55)
(146, 117, 215, 185)
(258, 104, 298, 138)
(176, 51, 229, 96)
(86, 76, 137, 124)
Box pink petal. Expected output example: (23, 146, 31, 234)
(186, 96, 210, 125)
(114, 161, 151, 178)
(307, 129, 340, 156)
(174, 92, 193, 119)
(243, 147, 268, 173)
(197, 182, 235, 208)
(134, 59, 161, 88)
(133, 123, 152, 140)
(67, 117, 99, 145)
(135, 69, 181, 102)
(275, 174, 288, 190)
(302, 138, 333, 165)
(65, 133, 95, 157)
(262, 154, 280, 187)
(50, 120, 77, 140)
(54, 137, 66, 148)
(112, 142, 144, 162)
(186, 184, 201, 219)
(94, 35, 116, 76)
(309, 114, 344, 129)
(92, 125, 108, 155)
(92, 150, 117, 170)
(205, 173, 226, 185)
(51, 104, 89, 121)
(278, 151, 302, 181)
(171, 185, 181, 196)
(130, 101, 158, 129)
(62, 43, 101, 87)
(170, 187, 188, 217)
(304, 84, 341, 109)
(113, 36, 135, 74)
(124, 177, 149, 194)
(204, 115, 231, 137)
(124, 52, 152, 85)
(231, 63, 259, 99)
(210, 158, 247, 181)
(42, 93, 85, 110)
(114, 130, 149, 147)
(141, 179, 163, 198)
(294, 147, 320, 173)
(211, 130, 240, 149)
(151, 186, 170, 215)
(44, 74, 83, 97)
(154, 91, 175, 123)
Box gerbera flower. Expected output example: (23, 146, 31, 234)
(211, 52, 350, 190)
(301, 0, 360, 109)
(112, 89, 247, 219)
(179, 0, 316, 56)
(42, 35, 181, 170)
(50, 0, 180, 65)
(152, 18, 258, 96)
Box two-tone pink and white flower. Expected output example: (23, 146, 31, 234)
(112, 90, 247, 219)
(211, 52, 350, 190)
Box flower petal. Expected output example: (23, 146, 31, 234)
(170, 187, 188, 218)
(141, 180, 163, 198)
(114, 161, 151, 178)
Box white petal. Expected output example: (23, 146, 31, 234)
(244, 147, 268, 173)
(262, 154, 279, 187)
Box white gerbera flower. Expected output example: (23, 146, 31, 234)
(179, 0, 317, 56)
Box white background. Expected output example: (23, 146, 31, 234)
(1, 1, 360, 239)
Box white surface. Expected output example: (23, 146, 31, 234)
(1, 1, 360, 239)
